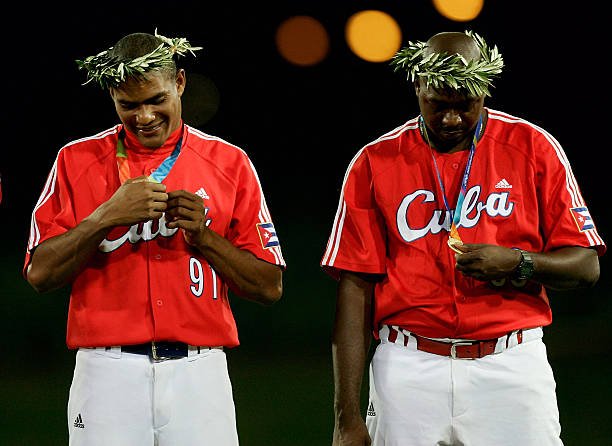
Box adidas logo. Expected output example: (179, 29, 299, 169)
(74, 413, 85, 429)
(495, 178, 513, 189)
(195, 187, 210, 200)
(367, 402, 376, 417)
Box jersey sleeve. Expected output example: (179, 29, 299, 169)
(535, 132, 606, 255)
(226, 154, 285, 268)
(24, 149, 77, 275)
(321, 149, 387, 280)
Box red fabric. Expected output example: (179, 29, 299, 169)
(25, 124, 285, 349)
(321, 108, 606, 340)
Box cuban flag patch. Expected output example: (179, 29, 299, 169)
(570, 207, 594, 232)
(257, 222, 280, 249)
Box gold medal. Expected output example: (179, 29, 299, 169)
(448, 225, 464, 253)
(447, 236, 464, 254)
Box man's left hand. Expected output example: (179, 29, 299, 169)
(165, 190, 209, 247)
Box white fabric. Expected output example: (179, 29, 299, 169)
(68, 347, 238, 446)
(366, 327, 562, 445)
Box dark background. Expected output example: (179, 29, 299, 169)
(1, 1, 610, 445)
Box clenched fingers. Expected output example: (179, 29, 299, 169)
(165, 190, 206, 228)
(105, 177, 169, 224)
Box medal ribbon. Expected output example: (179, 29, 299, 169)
(116, 128, 183, 184)
(419, 114, 483, 242)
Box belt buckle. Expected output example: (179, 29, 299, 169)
(450, 341, 475, 360)
(151, 341, 170, 361)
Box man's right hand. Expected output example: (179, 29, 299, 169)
(96, 175, 169, 227)
(332, 420, 372, 446)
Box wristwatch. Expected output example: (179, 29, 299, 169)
(512, 249, 535, 280)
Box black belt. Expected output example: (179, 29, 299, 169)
(119, 341, 205, 360)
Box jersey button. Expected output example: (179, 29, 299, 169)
(156, 299, 163, 306)
(452, 162, 459, 169)
(154, 254, 162, 260)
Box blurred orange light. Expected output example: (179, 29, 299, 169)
(432, 0, 484, 22)
(345, 10, 402, 63)
(276, 16, 329, 66)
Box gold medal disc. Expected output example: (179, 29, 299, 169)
(447, 236, 464, 254)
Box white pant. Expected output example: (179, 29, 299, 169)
(68, 347, 238, 446)
(366, 327, 563, 446)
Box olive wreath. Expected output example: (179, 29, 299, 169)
(76, 29, 203, 89)
(390, 30, 504, 97)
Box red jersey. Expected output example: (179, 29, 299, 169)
(321, 108, 605, 340)
(25, 123, 285, 349)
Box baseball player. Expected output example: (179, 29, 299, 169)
(321, 31, 605, 446)
(23, 31, 285, 446)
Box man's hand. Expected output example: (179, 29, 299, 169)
(454, 243, 521, 281)
(165, 190, 209, 247)
(96, 175, 168, 227)
(332, 420, 371, 446)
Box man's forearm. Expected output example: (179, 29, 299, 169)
(191, 228, 282, 305)
(531, 246, 600, 290)
(332, 272, 374, 426)
(332, 326, 370, 424)
(27, 216, 112, 293)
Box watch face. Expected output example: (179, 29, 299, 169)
(517, 251, 534, 280)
